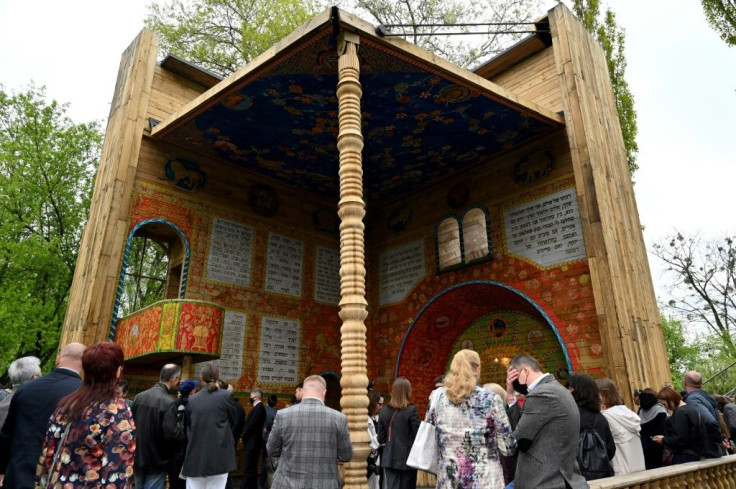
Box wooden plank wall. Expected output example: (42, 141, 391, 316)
(490, 48, 563, 115)
(548, 4, 669, 401)
(62, 30, 210, 346)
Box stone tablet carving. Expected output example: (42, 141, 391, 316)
(257, 316, 300, 384)
(265, 233, 303, 297)
(379, 240, 426, 306)
(504, 187, 586, 267)
(315, 247, 341, 305)
(206, 218, 253, 286)
(195, 310, 246, 381)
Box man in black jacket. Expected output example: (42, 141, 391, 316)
(0, 342, 85, 489)
(241, 387, 266, 489)
(133, 363, 183, 489)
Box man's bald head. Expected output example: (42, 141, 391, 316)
(56, 342, 86, 373)
(302, 375, 327, 401)
(684, 370, 703, 392)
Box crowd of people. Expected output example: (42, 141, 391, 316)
(0, 343, 734, 489)
(367, 353, 735, 489)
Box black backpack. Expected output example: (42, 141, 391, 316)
(577, 428, 613, 480)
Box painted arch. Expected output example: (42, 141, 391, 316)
(395, 281, 572, 402)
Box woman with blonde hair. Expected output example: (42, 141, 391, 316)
(377, 377, 421, 489)
(428, 350, 516, 489)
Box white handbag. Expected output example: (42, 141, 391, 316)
(406, 393, 439, 474)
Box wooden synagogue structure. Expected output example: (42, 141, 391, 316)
(60, 3, 669, 486)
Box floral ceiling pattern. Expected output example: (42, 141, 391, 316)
(157, 26, 562, 201)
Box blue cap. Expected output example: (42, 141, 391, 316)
(179, 379, 199, 395)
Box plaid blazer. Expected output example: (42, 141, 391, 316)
(267, 397, 353, 489)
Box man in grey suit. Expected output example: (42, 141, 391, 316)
(267, 375, 353, 489)
(505, 354, 588, 489)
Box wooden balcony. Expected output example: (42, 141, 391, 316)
(114, 299, 225, 366)
(417, 455, 736, 488)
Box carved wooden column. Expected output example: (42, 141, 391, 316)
(336, 31, 369, 489)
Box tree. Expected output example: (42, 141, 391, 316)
(697, 343, 736, 395)
(660, 313, 736, 394)
(660, 314, 702, 382)
(0, 85, 101, 378)
(352, 0, 545, 68)
(145, 0, 638, 173)
(145, 0, 544, 73)
(652, 232, 736, 358)
(573, 0, 639, 174)
(145, 0, 326, 75)
(119, 236, 169, 317)
(701, 0, 736, 47)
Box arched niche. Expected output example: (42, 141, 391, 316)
(395, 281, 572, 406)
(110, 219, 190, 338)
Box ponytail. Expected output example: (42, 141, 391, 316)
(444, 349, 480, 404)
(200, 363, 220, 393)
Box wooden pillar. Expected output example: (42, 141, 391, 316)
(336, 31, 369, 489)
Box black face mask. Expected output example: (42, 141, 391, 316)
(249, 398, 255, 405)
(512, 379, 529, 396)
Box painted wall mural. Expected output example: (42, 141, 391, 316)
(504, 187, 586, 267)
(124, 173, 604, 406)
(164, 158, 207, 191)
(379, 240, 427, 305)
(115, 300, 224, 362)
(125, 182, 343, 388)
(446, 311, 569, 385)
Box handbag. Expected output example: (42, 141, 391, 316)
(406, 393, 439, 474)
(43, 422, 72, 487)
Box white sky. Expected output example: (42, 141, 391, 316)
(1, 0, 734, 303)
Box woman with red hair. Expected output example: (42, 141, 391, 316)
(652, 386, 721, 464)
(35, 342, 136, 488)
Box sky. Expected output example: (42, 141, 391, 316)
(1, 0, 734, 302)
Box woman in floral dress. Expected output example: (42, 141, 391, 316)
(35, 342, 135, 488)
(428, 349, 516, 489)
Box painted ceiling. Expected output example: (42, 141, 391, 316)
(155, 22, 563, 201)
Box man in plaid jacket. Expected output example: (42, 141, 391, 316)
(267, 375, 353, 489)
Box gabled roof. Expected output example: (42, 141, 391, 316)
(152, 8, 564, 201)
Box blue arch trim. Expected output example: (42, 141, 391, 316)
(108, 219, 191, 341)
(393, 280, 572, 378)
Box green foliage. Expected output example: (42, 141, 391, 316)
(653, 233, 736, 358)
(145, 0, 326, 76)
(698, 344, 736, 395)
(0, 85, 101, 377)
(660, 314, 701, 382)
(351, 0, 545, 68)
(701, 0, 736, 47)
(573, 0, 639, 175)
(660, 314, 736, 394)
(119, 236, 169, 317)
(145, 0, 544, 74)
